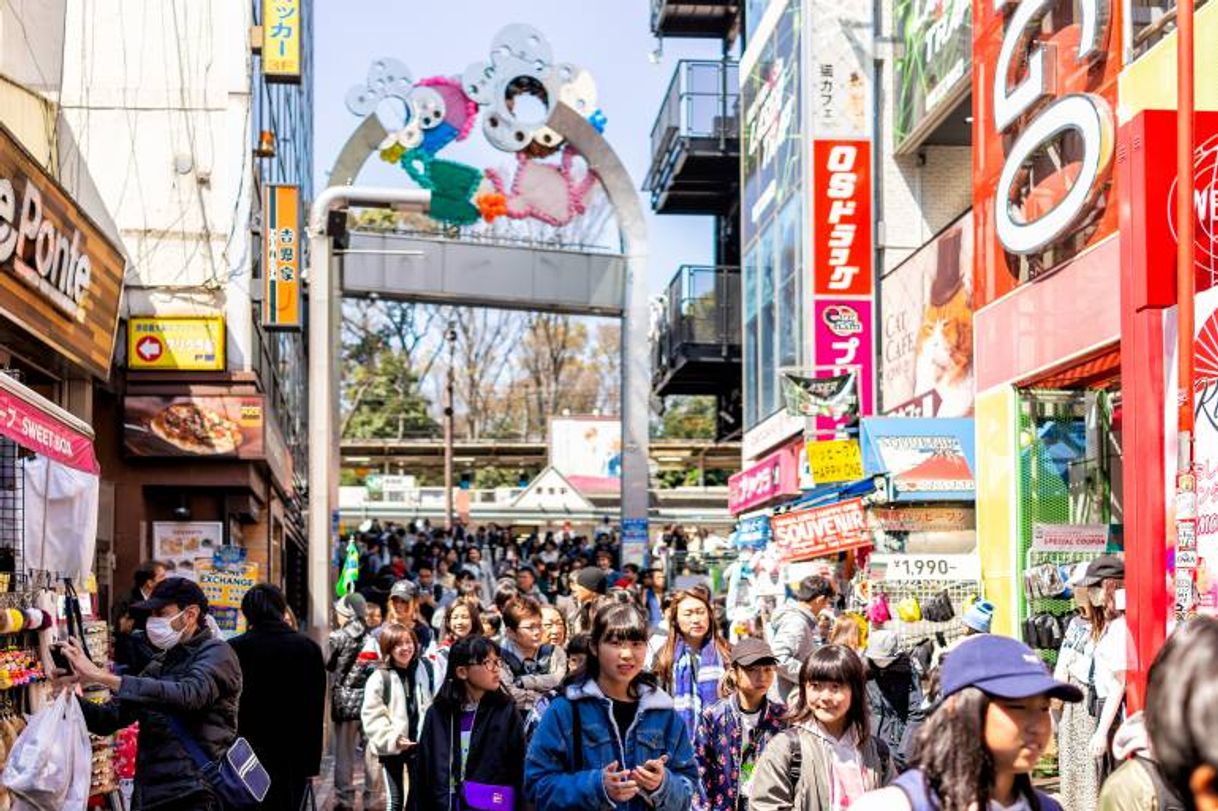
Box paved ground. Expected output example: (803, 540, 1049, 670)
(313, 754, 384, 811)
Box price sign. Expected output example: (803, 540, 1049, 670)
(869, 553, 980, 581)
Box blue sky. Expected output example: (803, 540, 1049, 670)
(312, 0, 725, 294)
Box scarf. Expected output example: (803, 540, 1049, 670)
(672, 637, 724, 739)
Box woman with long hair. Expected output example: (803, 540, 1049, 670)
(525, 603, 699, 811)
(428, 596, 483, 681)
(652, 589, 732, 740)
(361, 624, 436, 811)
(852, 636, 1079, 811)
(414, 635, 525, 811)
(750, 645, 893, 811)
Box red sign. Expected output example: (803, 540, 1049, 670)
(813, 140, 872, 296)
(0, 379, 97, 474)
(728, 440, 801, 515)
(136, 335, 163, 363)
(771, 498, 871, 562)
(1120, 110, 1218, 312)
(972, 0, 1122, 308)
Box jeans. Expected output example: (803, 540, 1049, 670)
(333, 720, 376, 809)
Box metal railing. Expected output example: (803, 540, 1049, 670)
(654, 265, 741, 372)
(647, 60, 740, 189)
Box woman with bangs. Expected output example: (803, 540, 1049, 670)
(750, 645, 894, 811)
(525, 602, 699, 811)
(651, 588, 732, 741)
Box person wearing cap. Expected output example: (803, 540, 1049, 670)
(60, 577, 242, 811)
(383, 578, 434, 651)
(768, 575, 837, 703)
(852, 635, 1079, 811)
(1053, 562, 1107, 811)
(863, 629, 924, 772)
(1080, 555, 1129, 775)
(693, 638, 789, 811)
(328, 592, 375, 811)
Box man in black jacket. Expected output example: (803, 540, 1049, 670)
(62, 577, 241, 811)
(229, 584, 325, 811)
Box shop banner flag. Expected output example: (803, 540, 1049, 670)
(336, 540, 359, 598)
(781, 372, 859, 420)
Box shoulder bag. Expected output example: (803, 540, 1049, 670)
(167, 715, 270, 810)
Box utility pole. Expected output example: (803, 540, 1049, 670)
(444, 321, 457, 531)
(1175, 0, 1197, 618)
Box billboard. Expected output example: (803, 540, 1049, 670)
(124, 395, 265, 459)
(893, 0, 971, 150)
(728, 439, 801, 514)
(808, 0, 874, 140)
(262, 0, 301, 83)
(548, 417, 621, 480)
(741, 0, 803, 250)
(262, 184, 302, 329)
(972, 0, 1122, 306)
(772, 498, 871, 562)
(880, 212, 974, 416)
(128, 316, 226, 371)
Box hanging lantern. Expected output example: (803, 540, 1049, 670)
(255, 130, 276, 158)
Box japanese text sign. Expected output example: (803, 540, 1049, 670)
(772, 498, 871, 563)
(813, 140, 873, 297)
(128, 316, 225, 371)
(1031, 523, 1110, 553)
(262, 184, 301, 329)
(806, 439, 864, 485)
(728, 440, 801, 514)
(813, 298, 876, 427)
(262, 0, 301, 82)
(0, 375, 97, 474)
(808, 0, 873, 139)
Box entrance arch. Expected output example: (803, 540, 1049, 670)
(305, 35, 650, 630)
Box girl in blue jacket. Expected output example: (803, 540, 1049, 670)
(525, 602, 699, 811)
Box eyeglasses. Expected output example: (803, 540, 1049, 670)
(472, 658, 502, 670)
(517, 623, 542, 633)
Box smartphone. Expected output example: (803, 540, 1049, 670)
(50, 642, 73, 675)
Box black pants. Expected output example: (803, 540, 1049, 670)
(380, 753, 411, 811)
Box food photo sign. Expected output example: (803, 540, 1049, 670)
(123, 395, 265, 459)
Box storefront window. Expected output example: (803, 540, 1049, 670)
(744, 244, 760, 428)
(778, 195, 801, 372)
(759, 228, 777, 418)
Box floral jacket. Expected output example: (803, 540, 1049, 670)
(694, 695, 788, 811)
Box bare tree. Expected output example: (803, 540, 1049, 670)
(449, 307, 524, 439)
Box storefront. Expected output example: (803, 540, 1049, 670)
(971, 0, 1124, 638)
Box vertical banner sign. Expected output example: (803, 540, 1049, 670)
(809, 0, 875, 434)
(262, 185, 301, 329)
(262, 0, 301, 83)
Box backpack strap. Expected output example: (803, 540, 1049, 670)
(1136, 756, 1190, 811)
(381, 669, 392, 707)
(785, 729, 802, 791)
(891, 769, 939, 811)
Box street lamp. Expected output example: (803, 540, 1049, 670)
(444, 321, 458, 531)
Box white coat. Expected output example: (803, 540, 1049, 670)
(360, 662, 435, 757)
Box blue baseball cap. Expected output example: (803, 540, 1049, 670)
(940, 635, 1082, 702)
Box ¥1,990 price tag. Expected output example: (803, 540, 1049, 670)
(869, 554, 980, 582)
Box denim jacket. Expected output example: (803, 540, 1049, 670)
(694, 695, 788, 811)
(524, 678, 698, 811)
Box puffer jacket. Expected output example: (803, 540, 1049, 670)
(768, 603, 821, 702)
(694, 695, 788, 811)
(525, 678, 699, 811)
(361, 661, 435, 756)
(79, 625, 241, 810)
(865, 654, 923, 771)
(326, 618, 369, 721)
(749, 723, 893, 811)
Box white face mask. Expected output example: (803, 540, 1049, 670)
(147, 610, 186, 650)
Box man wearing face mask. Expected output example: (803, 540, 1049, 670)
(59, 577, 241, 811)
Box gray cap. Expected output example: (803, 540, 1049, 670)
(864, 628, 900, 668)
(389, 580, 418, 601)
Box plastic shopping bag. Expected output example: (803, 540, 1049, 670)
(2, 689, 92, 810)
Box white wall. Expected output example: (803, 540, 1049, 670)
(58, 0, 255, 371)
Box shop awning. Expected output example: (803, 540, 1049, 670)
(860, 417, 974, 502)
(0, 373, 98, 475)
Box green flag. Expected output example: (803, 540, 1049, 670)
(335, 539, 359, 598)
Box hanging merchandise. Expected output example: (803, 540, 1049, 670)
(23, 456, 99, 582)
(1, 688, 92, 809)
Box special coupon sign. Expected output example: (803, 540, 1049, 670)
(772, 498, 871, 562)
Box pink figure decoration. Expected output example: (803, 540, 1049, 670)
(415, 75, 479, 143)
(482, 147, 599, 227)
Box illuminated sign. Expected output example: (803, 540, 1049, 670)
(128, 316, 226, 371)
(973, 0, 1122, 305)
(262, 184, 301, 329)
(262, 0, 301, 83)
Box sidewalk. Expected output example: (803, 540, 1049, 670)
(313, 755, 383, 811)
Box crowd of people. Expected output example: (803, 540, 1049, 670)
(45, 522, 1218, 811)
